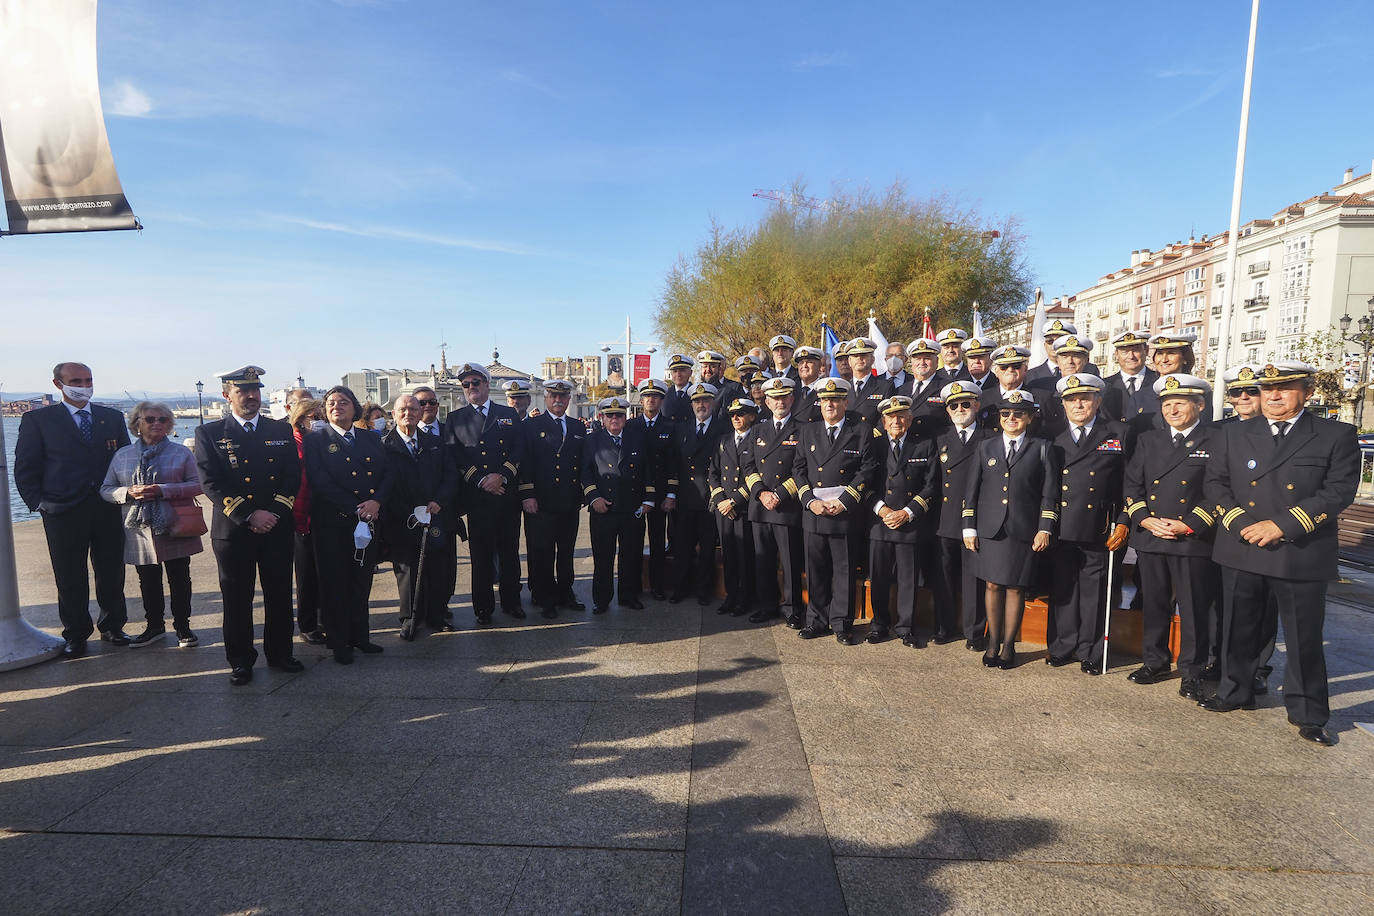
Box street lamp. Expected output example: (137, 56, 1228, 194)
(599, 316, 660, 403)
(1338, 295, 1374, 429)
(195, 380, 204, 427)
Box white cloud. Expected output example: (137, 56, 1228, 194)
(105, 80, 153, 117)
(792, 51, 847, 72)
(272, 214, 548, 256)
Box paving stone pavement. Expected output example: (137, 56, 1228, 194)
(2, 516, 1372, 914)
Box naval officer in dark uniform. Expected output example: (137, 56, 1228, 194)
(845, 337, 894, 425)
(1101, 330, 1160, 437)
(195, 366, 304, 685)
(661, 353, 697, 423)
(961, 336, 999, 392)
(791, 346, 826, 422)
(901, 338, 949, 440)
(934, 328, 973, 384)
(582, 397, 653, 613)
(709, 397, 759, 616)
(445, 361, 526, 624)
(793, 377, 881, 645)
(627, 379, 676, 600)
(1201, 362, 1360, 746)
(1118, 374, 1219, 700)
(519, 379, 587, 619)
(699, 351, 744, 422)
(742, 376, 806, 625)
(768, 334, 802, 383)
(865, 396, 938, 646)
(668, 383, 726, 604)
(934, 381, 993, 651)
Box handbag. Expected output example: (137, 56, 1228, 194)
(167, 496, 208, 538)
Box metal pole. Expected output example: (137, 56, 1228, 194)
(0, 418, 65, 670)
(625, 315, 633, 402)
(1359, 337, 1371, 430)
(1212, 0, 1260, 420)
(196, 381, 204, 427)
(1102, 545, 1116, 676)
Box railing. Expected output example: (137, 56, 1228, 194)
(1241, 329, 1267, 342)
(1248, 260, 1270, 275)
(1181, 310, 1205, 324)
(1283, 248, 1312, 265)
(1211, 304, 1222, 316)
(1244, 295, 1270, 308)
(1185, 280, 1205, 294)
(1094, 329, 1109, 341)
(1208, 336, 1220, 348)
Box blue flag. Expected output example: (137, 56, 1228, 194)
(821, 321, 841, 375)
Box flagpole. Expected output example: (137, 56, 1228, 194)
(1212, 0, 1260, 420)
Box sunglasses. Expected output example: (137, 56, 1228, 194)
(999, 410, 1030, 419)
(460, 380, 485, 389)
(947, 402, 975, 411)
(415, 398, 438, 406)
(142, 417, 173, 424)
(1230, 387, 1260, 397)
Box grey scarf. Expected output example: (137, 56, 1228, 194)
(128, 438, 172, 534)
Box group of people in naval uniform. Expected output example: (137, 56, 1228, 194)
(20, 326, 1360, 747)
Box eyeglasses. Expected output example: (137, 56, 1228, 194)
(460, 381, 485, 389)
(947, 403, 974, 411)
(999, 410, 1030, 419)
(142, 417, 173, 424)
(1230, 387, 1260, 397)
(416, 398, 438, 406)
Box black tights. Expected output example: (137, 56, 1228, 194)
(984, 583, 1025, 661)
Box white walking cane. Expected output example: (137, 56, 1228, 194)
(1102, 545, 1117, 675)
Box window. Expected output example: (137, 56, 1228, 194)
(1214, 271, 1225, 287)
(1281, 263, 1308, 299)
(1139, 305, 1151, 330)
(1160, 302, 1175, 327)
(1283, 234, 1311, 264)
(1184, 266, 1206, 293)
(1163, 277, 1177, 299)
(1253, 280, 1265, 298)
(1181, 295, 1205, 322)
(1246, 346, 1260, 362)
(1139, 287, 1152, 306)
(1278, 300, 1307, 336)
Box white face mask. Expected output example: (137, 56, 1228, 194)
(372, 417, 387, 431)
(885, 356, 903, 375)
(353, 520, 373, 550)
(63, 385, 94, 404)
(310, 419, 328, 432)
(411, 505, 432, 526)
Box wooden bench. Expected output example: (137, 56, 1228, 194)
(1338, 501, 1374, 569)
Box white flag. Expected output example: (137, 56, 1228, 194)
(1027, 289, 1049, 369)
(971, 302, 984, 338)
(867, 315, 889, 360)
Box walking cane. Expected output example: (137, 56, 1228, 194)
(412, 523, 430, 632)
(1102, 545, 1117, 675)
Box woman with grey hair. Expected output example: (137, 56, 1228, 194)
(100, 401, 204, 647)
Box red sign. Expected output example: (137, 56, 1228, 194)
(632, 354, 652, 385)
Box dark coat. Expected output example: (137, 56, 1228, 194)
(379, 429, 461, 545)
(709, 428, 754, 516)
(195, 416, 300, 541)
(518, 412, 587, 513)
(1206, 411, 1360, 581)
(709, 379, 747, 421)
(1102, 368, 1162, 437)
(866, 434, 939, 543)
(849, 373, 894, 425)
(15, 403, 130, 513)
(963, 435, 1060, 541)
(1027, 361, 1101, 384)
(581, 425, 650, 514)
(303, 425, 392, 529)
(934, 425, 996, 540)
(742, 414, 805, 525)
(793, 413, 882, 536)
(934, 364, 974, 386)
(1051, 419, 1130, 543)
(661, 386, 695, 423)
(1120, 423, 1219, 557)
(670, 415, 728, 512)
(625, 413, 675, 502)
(902, 375, 951, 440)
(445, 401, 525, 509)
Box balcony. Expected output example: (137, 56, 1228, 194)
(1208, 337, 1220, 348)
(1283, 248, 1312, 265)
(1244, 295, 1270, 309)
(1094, 329, 1109, 341)
(1123, 299, 1137, 311)
(1211, 304, 1222, 316)
(1181, 309, 1205, 324)
(1185, 280, 1205, 294)
(1241, 329, 1267, 343)
(1248, 260, 1270, 275)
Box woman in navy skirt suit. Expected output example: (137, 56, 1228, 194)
(962, 390, 1060, 669)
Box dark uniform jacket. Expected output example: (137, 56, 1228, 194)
(742, 415, 805, 525)
(794, 385, 821, 423)
(1120, 423, 1218, 557)
(379, 429, 460, 545)
(866, 434, 939, 543)
(934, 425, 995, 540)
(1102, 369, 1161, 437)
(1052, 419, 1129, 543)
(963, 435, 1060, 540)
(935, 364, 974, 385)
(581, 425, 650, 513)
(709, 379, 747, 421)
(709, 429, 754, 516)
(1027, 361, 1101, 384)
(901, 375, 950, 440)
(670, 416, 727, 512)
(626, 414, 675, 502)
(662, 386, 694, 423)
(850, 373, 893, 425)
(445, 401, 525, 509)
(1024, 377, 1069, 438)
(302, 425, 392, 529)
(195, 416, 300, 540)
(1206, 411, 1360, 581)
(15, 403, 131, 513)
(519, 412, 587, 512)
(793, 413, 882, 536)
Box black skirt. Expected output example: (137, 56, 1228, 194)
(972, 533, 1038, 588)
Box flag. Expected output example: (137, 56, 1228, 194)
(822, 319, 842, 376)
(1027, 289, 1049, 369)
(971, 302, 984, 338)
(867, 314, 889, 376)
(920, 308, 934, 342)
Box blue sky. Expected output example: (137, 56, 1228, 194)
(2, 0, 1371, 396)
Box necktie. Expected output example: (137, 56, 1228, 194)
(776, 421, 783, 431)
(612, 434, 622, 449)
(77, 409, 92, 443)
(244, 421, 255, 435)
(828, 426, 838, 444)
(1007, 439, 1018, 461)
(736, 433, 744, 447)
(1076, 425, 1087, 446)
(344, 429, 354, 443)
(477, 405, 486, 422)
(1126, 377, 1137, 394)
(1274, 420, 1289, 442)
(698, 422, 706, 438)
(408, 438, 418, 456)
(960, 429, 969, 446)
(557, 417, 566, 443)
(1173, 432, 1185, 447)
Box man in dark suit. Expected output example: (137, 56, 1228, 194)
(627, 379, 676, 599)
(1026, 319, 1102, 384)
(1046, 374, 1129, 674)
(845, 337, 893, 425)
(734, 354, 764, 389)
(582, 397, 653, 612)
(661, 353, 698, 423)
(1101, 330, 1160, 437)
(934, 329, 973, 384)
(793, 377, 881, 644)
(14, 361, 131, 657)
(668, 383, 727, 604)
(699, 351, 744, 422)
(519, 379, 587, 619)
(709, 398, 758, 616)
(934, 382, 993, 650)
(901, 338, 949, 440)
(768, 334, 801, 383)
(792, 346, 826, 422)
(195, 366, 304, 685)
(1116, 375, 1219, 700)
(1201, 362, 1360, 746)
(445, 361, 526, 624)
(1028, 334, 1094, 439)
(866, 396, 938, 646)
(881, 341, 910, 391)
(742, 377, 806, 625)
(382, 393, 461, 639)
(961, 336, 998, 392)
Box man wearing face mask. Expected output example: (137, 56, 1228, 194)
(881, 342, 909, 389)
(15, 361, 133, 658)
(195, 366, 304, 684)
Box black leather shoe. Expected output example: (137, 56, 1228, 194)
(798, 623, 832, 639)
(60, 639, 87, 660)
(785, 613, 804, 630)
(229, 666, 253, 686)
(748, 608, 780, 623)
(696, 594, 712, 606)
(269, 657, 305, 673)
(667, 593, 685, 604)
(932, 631, 959, 645)
(1127, 665, 1170, 685)
(399, 621, 416, 641)
(1297, 725, 1336, 746)
(865, 628, 889, 644)
(351, 641, 384, 654)
(998, 651, 1017, 670)
(730, 604, 750, 617)
(592, 605, 609, 614)
(100, 629, 132, 646)
(433, 623, 457, 633)
(966, 636, 987, 652)
(562, 597, 586, 611)
(836, 630, 859, 646)
(475, 612, 493, 625)
(1198, 695, 1257, 712)
(982, 653, 999, 668)
(1178, 679, 1204, 702)
(716, 598, 735, 615)
(1081, 661, 1103, 676)
(1046, 654, 1076, 667)
(1252, 677, 1269, 695)
(650, 590, 666, 601)
(299, 630, 327, 645)
(333, 647, 354, 665)
(901, 633, 922, 648)
(621, 598, 644, 610)
(503, 606, 527, 620)
(541, 607, 558, 619)
(1199, 663, 1221, 682)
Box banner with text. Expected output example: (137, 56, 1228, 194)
(0, 0, 139, 234)
(632, 354, 652, 386)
